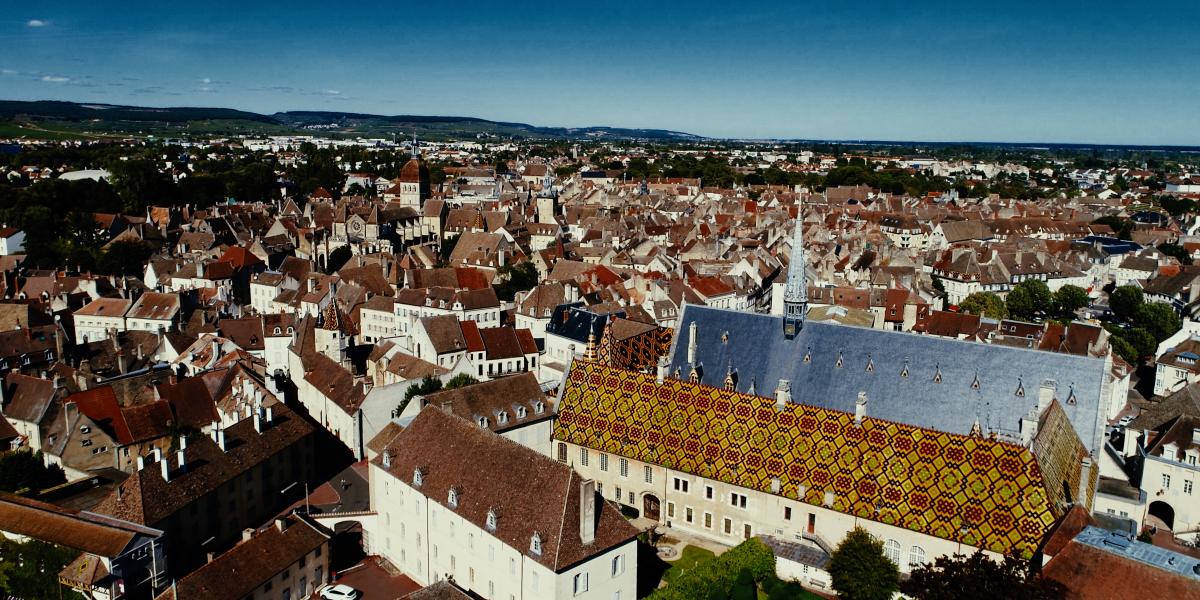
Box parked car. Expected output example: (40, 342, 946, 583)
(318, 584, 360, 600)
(1118, 415, 1135, 427)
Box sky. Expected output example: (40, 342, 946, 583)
(3, 1, 1199, 145)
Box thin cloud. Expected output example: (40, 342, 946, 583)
(325, 89, 341, 95)
(27, 19, 48, 28)
(41, 75, 70, 83)
(1, 69, 17, 76)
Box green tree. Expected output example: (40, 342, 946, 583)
(1157, 242, 1193, 265)
(1006, 280, 1053, 321)
(0, 451, 66, 494)
(1091, 215, 1133, 240)
(108, 159, 175, 213)
(445, 373, 480, 390)
(828, 527, 900, 600)
(494, 261, 539, 301)
(1110, 335, 1138, 364)
(95, 240, 153, 276)
(393, 375, 444, 417)
(1135, 302, 1181, 342)
(901, 551, 1063, 600)
(959, 292, 1007, 319)
(1109, 285, 1144, 321)
(0, 538, 85, 599)
(1052, 285, 1090, 317)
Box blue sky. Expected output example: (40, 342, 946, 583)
(4, 1, 1199, 144)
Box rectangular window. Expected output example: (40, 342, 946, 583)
(784, 507, 792, 521)
(579, 448, 589, 467)
(611, 554, 624, 577)
(730, 493, 747, 509)
(705, 485, 714, 500)
(673, 477, 690, 493)
(667, 502, 675, 518)
(1185, 480, 1194, 495)
(615, 486, 622, 503)
(1163, 474, 1172, 489)
(644, 465, 653, 484)
(723, 518, 733, 535)
(573, 572, 589, 595)
(685, 507, 694, 523)
(557, 443, 567, 463)
(704, 512, 713, 528)
(619, 458, 629, 478)
(600, 453, 609, 471)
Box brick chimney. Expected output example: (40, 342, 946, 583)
(855, 391, 868, 426)
(579, 479, 597, 545)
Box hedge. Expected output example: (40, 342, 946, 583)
(650, 538, 776, 599)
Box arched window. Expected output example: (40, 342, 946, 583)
(884, 539, 902, 565)
(908, 545, 926, 568)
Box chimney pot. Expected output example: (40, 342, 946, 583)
(136, 455, 146, 471)
(275, 517, 288, 532)
(774, 379, 791, 408)
(855, 391, 868, 426)
(579, 479, 597, 545)
(160, 458, 170, 482)
(242, 528, 254, 542)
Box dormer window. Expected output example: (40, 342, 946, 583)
(530, 532, 543, 555)
(486, 509, 497, 531)
(498, 411, 508, 425)
(478, 417, 489, 428)
(448, 488, 459, 508)
(413, 468, 424, 487)
(274, 326, 282, 334)
(517, 406, 527, 419)
(534, 401, 545, 414)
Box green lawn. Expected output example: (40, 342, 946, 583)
(660, 545, 717, 587)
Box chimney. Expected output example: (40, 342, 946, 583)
(1076, 457, 1093, 504)
(217, 428, 227, 452)
(152, 447, 162, 462)
(160, 457, 171, 482)
(774, 379, 791, 410)
(855, 391, 868, 426)
(136, 455, 146, 471)
(274, 517, 288, 532)
(242, 528, 255, 542)
(656, 356, 669, 384)
(210, 421, 219, 442)
(116, 350, 127, 375)
(579, 479, 597, 545)
(1020, 407, 1040, 446)
(253, 409, 262, 433)
(206, 551, 215, 564)
(1038, 380, 1056, 414)
(687, 320, 698, 366)
(265, 406, 273, 425)
(177, 440, 187, 473)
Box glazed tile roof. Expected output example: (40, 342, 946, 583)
(554, 360, 1073, 557)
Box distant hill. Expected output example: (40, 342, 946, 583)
(0, 100, 701, 141)
(0, 100, 278, 124)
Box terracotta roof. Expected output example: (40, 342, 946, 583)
(419, 372, 553, 434)
(160, 515, 329, 600)
(0, 493, 156, 557)
(126, 292, 179, 321)
(92, 403, 314, 526)
(376, 407, 638, 572)
(74, 297, 132, 317)
(1042, 527, 1200, 599)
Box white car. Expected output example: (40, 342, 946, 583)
(1118, 415, 1135, 426)
(318, 584, 360, 600)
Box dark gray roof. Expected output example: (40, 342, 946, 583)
(757, 535, 831, 569)
(668, 305, 1108, 453)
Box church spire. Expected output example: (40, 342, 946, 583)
(411, 132, 419, 159)
(783, 198, 809, 338)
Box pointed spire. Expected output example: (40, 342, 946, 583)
(783, 198, 808, 338)
(411, 132, 419, 160)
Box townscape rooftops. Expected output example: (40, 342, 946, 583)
(0, 492, 158, 557)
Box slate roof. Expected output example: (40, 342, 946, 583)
(668, 305, 1108, 453)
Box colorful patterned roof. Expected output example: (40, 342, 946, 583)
(555, 361, 1078, 557)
